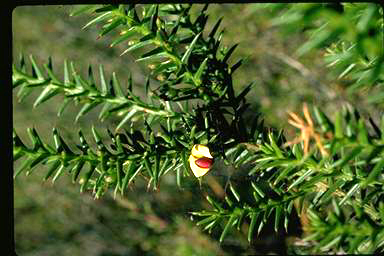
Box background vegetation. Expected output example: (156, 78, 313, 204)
(13, 3, 383, 255)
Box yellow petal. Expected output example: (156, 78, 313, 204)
(189, 154, 211, 177)
(191, 144, 213, 159)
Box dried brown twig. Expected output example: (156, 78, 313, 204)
(285, 103, 329, 156)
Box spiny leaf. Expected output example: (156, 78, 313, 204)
(257, 220, 265, 236)
(151, 60, 177, 75)
(72, 160, 85, 183)
(52, 164, 65, 183)
(150, 5, 159, 33)
(114, 159, 123, 196)
(63, 60, 70, 85)
(110, 28, 136, 47)
(339, 183, 360, 206)
(274, 206, 282, 233)
(357, 119, 369, 144)
(82, 11, 112, 29)
(334, 111, 343, 138)
(332, 197, 341, 217)
(193, 57, 208, 85)
(368, 117, 381, 138)
(318, 179, 345, 204)
(100, 18, 123, 37)
(274, 165, 295, 186)
(129, 165, 144, 184)
(98, 64, 108, 95)
(248, 212, 259, 242)
(112, 72, 124, 97)
(236, 82, 253, 102)
(206, 195, 224, 212)
(76, 102, 100, 122)
(229, 183, 240, 202)
(208, 17, 223, 39)
(57, 98, 71, 117)
(320, 236, 342, 251)
(251, 182, 265, 198)
(363, 159, 384, 186)
(158, 157, 170, 177)
(92, 126, 105, 150)
(44, 160, 62, 181)
(180, 150, 190, 176)
(181, 32, 201, 64)
(52, 128, 73, 153)
(143, 155, 153, 178)
(27, 127, 44, 150)
(19, 53, 26, 71)
(313, 106, 334, 133)
(33, 86, 60, 108)
(29, 153, 49, 170)
(153, 153, 160, 185)
(204, 219, 218, 233)
(288, 169, 315, 191)
(29, 55, 44, 79)
(231, 59, 243, 73)
(120, 37, 153, 56)
(338, 63, 356, 79)
(116, 109, 137, 131)
(136, 50, 168, 62)
(43, 62, 60, 84)
(87, 65, 96, 87)
(231, 146, 246, 164)
(80, 164, 97, 193)
(222, 44, 238, 63)
(176, 165, 182, 188)
(332, 146, 363, 168)
(14, 158, 34, 178)
(196, 215, 217, 227)
(121, 161, 136, 194)
(98, 102, 113, 121)
(219, 214, 236, 243)
(268, 132, 283, 158)
(17, 84, 33, 102)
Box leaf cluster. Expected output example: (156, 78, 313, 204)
(13, 4, 258, 196)
(255, 3, 384, 104)
(192, 105, 384, 253)
(12, 3, 384, 254)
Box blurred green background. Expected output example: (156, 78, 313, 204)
(13, 4, 382, 255)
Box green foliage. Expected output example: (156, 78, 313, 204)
(192, 106, 384, 253)
(305, 206, 384, 253)
(13, 3, 384, 254)
(254, 3, 384, 104)
(13, 4, 257, 196)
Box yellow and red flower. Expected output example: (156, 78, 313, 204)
(188, 144, 214, 178)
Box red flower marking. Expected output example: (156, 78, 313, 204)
(195, 157, 213, 169)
